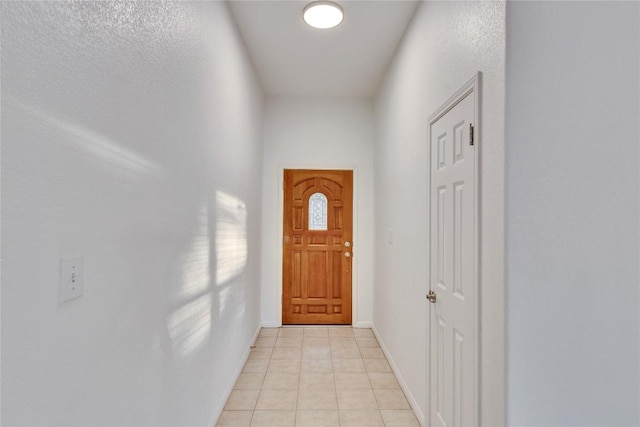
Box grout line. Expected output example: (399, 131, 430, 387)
(358, 336, 385, 426)
(295, 326, 302, 425)
(331, 331, 341, 427)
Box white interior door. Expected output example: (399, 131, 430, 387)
(428, 78, 478, 427)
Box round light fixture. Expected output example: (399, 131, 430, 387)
(303, 1, 344, 29)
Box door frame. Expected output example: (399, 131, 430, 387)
(426, 72, 481, 424)
(276, 165, 361, 326)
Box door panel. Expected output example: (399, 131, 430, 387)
(283, 169, 353, 324)
(429, 88, 477, 427)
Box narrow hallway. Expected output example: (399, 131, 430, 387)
(217, 327, 420, 427)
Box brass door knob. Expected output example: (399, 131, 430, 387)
(426, 290, 437, 303)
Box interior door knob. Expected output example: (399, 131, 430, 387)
(426, 290, 437, 303)
(344, 252, 351, 258)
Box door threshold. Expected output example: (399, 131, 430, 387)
(281, 324, 353, 328)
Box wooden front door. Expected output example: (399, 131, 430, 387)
(282, 169, 353, 325)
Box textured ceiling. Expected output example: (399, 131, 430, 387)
(227, 0, 419, 98)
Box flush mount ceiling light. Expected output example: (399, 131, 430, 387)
(303, 1, 344, 29)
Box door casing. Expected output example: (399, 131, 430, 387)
(426, 73, 481, 425)
(282, 169, 353, 324)
(274, 165, 361, 327)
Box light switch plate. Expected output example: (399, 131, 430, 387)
(61, 256, 83, 303)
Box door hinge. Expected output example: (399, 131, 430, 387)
(469, 123, 475, 146)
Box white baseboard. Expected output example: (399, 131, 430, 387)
(261, 321, 281, 328)
(372, 325, 426, 427)
(208, 323, 262, 427)
(250, 322, 262, 345)
(353, 321, 373, 328)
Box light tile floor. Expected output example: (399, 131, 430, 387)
(216, 327, 420, 427)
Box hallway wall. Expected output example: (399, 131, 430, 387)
(505, 2, 640, 425)
(1, 2, 264, 426)
(261, 96, 375, 327)
(373, 1, 506, 424)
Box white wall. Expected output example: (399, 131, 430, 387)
(505, 2, 640, 425)
(373, 1, 505, 424)
(261, 96, 375, 327)
(1, 2, 263, 426)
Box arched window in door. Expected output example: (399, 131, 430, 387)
(308, 192, 328, 230)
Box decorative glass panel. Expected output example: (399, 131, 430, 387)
(308, 192, 328, 230)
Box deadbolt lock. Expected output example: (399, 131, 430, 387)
(426, 290, 437, 303)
